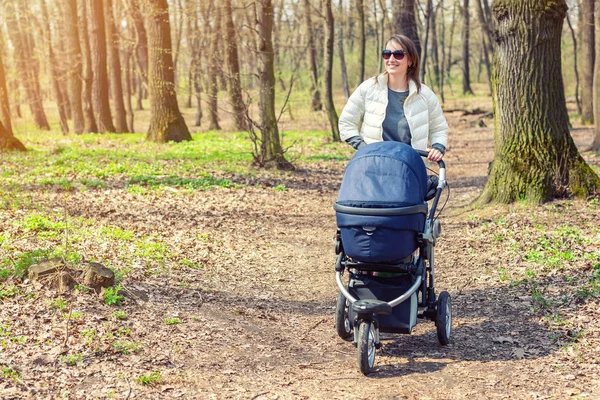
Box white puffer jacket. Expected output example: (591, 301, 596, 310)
(338, 74, 449, 151)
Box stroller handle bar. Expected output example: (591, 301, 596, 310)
(416, 149, 446, 190)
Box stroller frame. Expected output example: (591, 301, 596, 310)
(333, 150, 451, 375)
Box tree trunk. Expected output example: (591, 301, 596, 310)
(430, 2, 441, 93)
(581, 0, 595, 125)
(357, 0, 366, 83)
(461, 0, 473, 95)
(420, 0, 432, 83)
(207, 1, 221, 130)
(87, 0, 116, 132)
(40, 0, 69, 134)
(479, 0, 600, 204)
(474, 0, 493, 94)
(127, 0, 148, 110)
(566, 15, 581, 116)
(323, 0, 340, 142)
(337, 0, 350, 99)
(0, 37, 13, 135)
(305, 0, 323, 111)
(123, 49, 135, 132)
(61, 0, 85, 134)
(145, 0, 191, 143)
(4, 2, 51, 130)
(79, 0, 99, 133)
(105, 0, 129, 132)
(224, 0, 248, 131)
(592, 0, 600, 150)
(392, 0, 421, 58)
(0, 47, 23, 150)
(257, 0, 293, 170)
(0, 119, 25, 151)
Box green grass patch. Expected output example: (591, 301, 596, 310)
(127, 174, 235, 190)
(137, 371, 161, 386)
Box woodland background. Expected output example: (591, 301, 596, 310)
(0, 0, 600, 398)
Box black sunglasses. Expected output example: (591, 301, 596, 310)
(382, 50, 405, 60)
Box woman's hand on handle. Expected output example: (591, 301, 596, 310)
(426, 148, 443, 162)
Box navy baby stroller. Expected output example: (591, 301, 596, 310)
(333, 141, 451, 375)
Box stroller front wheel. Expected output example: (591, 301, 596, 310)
(436, 291, 452, 345)
(357, 320, 376, 375)
(335, 291, 353, 341)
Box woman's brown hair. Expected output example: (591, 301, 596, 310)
(381, 34, 421, 93)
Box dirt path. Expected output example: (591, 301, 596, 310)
(1, 113, 599, 399)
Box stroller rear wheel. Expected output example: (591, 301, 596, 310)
(357, 320, 376, 375)
(436, 291, 452, 345)
(335, 291, 353, 341)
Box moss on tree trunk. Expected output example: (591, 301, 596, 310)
(478, 0, 600, 204)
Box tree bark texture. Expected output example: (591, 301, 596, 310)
(79, 0, 99, 133)
(0, 120, 25, 151)
(323, 0, 340, 141)
(480, 0, 600, 204)
(224, 0, 248, 131)
(4, 2, 50, 130)
(461, 0, 473, 95)
(145, 0, 191, 143)
(62, 0, 85, 134)
(104, 0, 129, 132)
(392, 0, 421, 58)
(257, 0, 293, 170)
(304, 0, 322, 111)
(581, 0, 595, 124)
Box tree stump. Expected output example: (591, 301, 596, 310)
(81, 262, 115, 292)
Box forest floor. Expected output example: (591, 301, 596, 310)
(1, 103, 600, 399)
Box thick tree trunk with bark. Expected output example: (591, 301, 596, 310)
(392, 0, 421, 57)
(87, 0, 116, 132)
(581, 0, 595, 125)
(105, 0, 129, 133)
(145, 0, 191, 143)
(0, 120, 25, 151)
(62, 0, 85, 134)
(461, 0, 473, 95)
(304, 0, 322, 111)
(79, 0, 99, 133)
(479, 0, 600, 204)
(257, 0, 293, 170)
(224, 0, 248, 131)
(323, 0, 340, 141)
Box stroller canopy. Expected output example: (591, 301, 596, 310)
(336, 141, 428, 208)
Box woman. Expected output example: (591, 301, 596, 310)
(338, 35, 449, 163)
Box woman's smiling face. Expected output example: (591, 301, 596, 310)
(384, 40, 410, 78)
